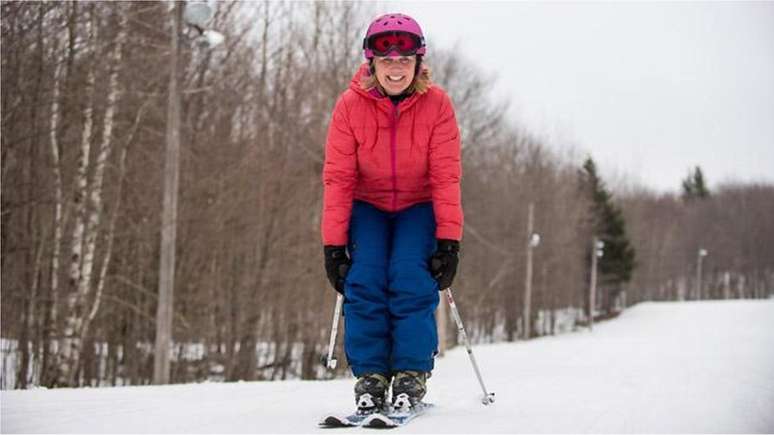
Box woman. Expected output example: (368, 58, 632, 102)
(322, 13, 463, 413)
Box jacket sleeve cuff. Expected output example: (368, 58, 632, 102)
(435, 225, 462, 242)
(322, 232, 349, 246)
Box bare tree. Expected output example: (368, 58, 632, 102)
(2, 1, 771, 390)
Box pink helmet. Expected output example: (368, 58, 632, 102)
(363, 13, 426, 59)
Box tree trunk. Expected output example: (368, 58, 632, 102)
(59, 8, 97, 386)
(42, 33, 65, 388)
(78, 10, 128, 356)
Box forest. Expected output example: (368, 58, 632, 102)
(2, 1, 772, 389)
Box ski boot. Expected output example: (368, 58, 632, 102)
(354, 373, 391, 415)
(391, 370, 429, 411)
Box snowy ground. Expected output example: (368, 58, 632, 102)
(2, 300, 773, 434)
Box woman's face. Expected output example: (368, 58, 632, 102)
(373, 56, 416, 96)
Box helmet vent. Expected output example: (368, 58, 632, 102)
(397, 21, 403, 24)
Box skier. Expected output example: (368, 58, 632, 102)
(321, 13, 463, 414)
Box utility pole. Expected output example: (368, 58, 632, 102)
(154, 2, 182, 385)
(153, 1, 223, 385)
(523, 203, 539, 340)
(588, 237, 604, 331)
(696, 248, 707, 300)
(722, 271, 731, 300)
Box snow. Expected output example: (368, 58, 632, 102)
(2, 300, 773, 433)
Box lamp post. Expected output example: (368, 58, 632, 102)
(523, 202, 540, 340)
(588, 237, 604, 331)
(183, 0, 225, 48)
(154, 0, 222, 386)
(696, 248, 708, 300)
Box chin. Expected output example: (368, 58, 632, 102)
(382, 82, 408, 95)
(378, 77, 412, 94)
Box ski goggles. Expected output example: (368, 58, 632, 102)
(364, 31, 425, 57)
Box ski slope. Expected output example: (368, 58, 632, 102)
(2, 300, 773, 433)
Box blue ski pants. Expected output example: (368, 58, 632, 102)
(344, 200, 440, 377)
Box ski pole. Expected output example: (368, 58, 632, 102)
(444, 287, 496, 405)
(322, 293, 344, 370)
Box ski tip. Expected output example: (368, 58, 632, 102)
(362, 414, 398, 429)
(319, 415, 357, 428)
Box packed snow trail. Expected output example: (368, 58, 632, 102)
(2, 300, 773, 433)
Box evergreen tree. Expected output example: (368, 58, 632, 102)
(580, 158, 636, 312)
(681, 166, 710, 201)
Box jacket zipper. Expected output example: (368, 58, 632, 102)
(390, 104, 399, 211)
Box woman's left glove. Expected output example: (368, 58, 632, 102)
(430, 239, 460, 291)
(324, 245, 351, 294)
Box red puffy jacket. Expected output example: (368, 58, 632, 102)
(321, 63, 463, 246)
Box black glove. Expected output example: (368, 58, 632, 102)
(429, 239, 459, 291)
(324, 245, 351, 294)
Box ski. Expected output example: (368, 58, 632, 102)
(319, 403, 433, 429)
(318, 412, 372, 428)
(361, 402, 433, 428)
(361, 413, 397, 429)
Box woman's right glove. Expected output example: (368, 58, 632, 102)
(324, 245, 351, 294)
(430, 239, 460, 291)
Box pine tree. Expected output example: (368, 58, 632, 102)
(580, 158, 636, 313)
(681, 166, 710, 201)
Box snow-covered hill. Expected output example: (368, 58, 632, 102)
(2, 300, 773, 434)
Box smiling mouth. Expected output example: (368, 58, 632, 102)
(386, 75, 406, 83)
